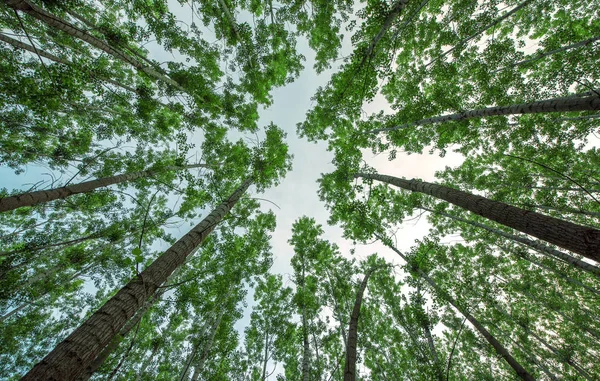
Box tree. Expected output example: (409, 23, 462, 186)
(355, 172, 600, 260)
(0, 163, 210, 213)
(20, 177, 252, 380)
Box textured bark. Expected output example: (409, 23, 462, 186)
(343, 267, 379, 381)
(77, 288, 168, 381)
(0, 163, 208, 212)
(3, 0, 185, 92)
(370, 94, 600, 133)
(357, 173, 600, 261)
(20, 177, 252, 381)
(376, 234, 536, 381)
(423, 207, 600, 277)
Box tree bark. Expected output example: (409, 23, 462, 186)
(370, 94, 600, 133)
(376, 233, 536, 381)
(3, 0, 185, 92)
(77, 286, 169, 381)
(0, 163, 209, 213)
(357, 173, 600, 261)
(422, 207, 600, 277)
(20, 177, 252, 381)
(343, 266, 380, 381)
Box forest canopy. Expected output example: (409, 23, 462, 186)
(0, 0, 599, 380)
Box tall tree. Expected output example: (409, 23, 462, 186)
(355, 172, 600, 260)
(20, 176, 252, 380)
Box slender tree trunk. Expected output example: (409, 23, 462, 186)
(422, 318, 443, 381)
(190, 312, 224, 381)
(3, 0, 186, 92)
(370, 94, 600, 133)
(300, 253, 310, 381)
(490, 299, 593, 381)
(1, 231, 101, 258)
(425, 0, 532, 68)
(0, 263, 92, 322)
(556, 113, 600, 122)
(0, 163, 208, 213)
(357, 173, 600, 261)
(491, 322, 559, 381)
(422, 207, 600, 277)
(20, 177, 252, 381)
(496, 243, 600, 297)
(343, 267, 380, 381)
(261, 330, 269, 381)
(0, 32, 137, 93)
(135, 342, 160, 381)
(356, 0, 408, 70)
(495, 35, 600, 73)
(376, 233, 536, 381)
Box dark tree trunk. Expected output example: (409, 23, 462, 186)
(20, 177, 252, 381)
(0, 163, 208, 212)
(357, 173, 600, 261)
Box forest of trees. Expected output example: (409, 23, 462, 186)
(0, 0, 599, 380)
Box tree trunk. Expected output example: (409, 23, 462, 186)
(300, 252, 310, 381)
(0, 163, 208, 212)
(370, 94, 600, 133)
(357, 173, 600, 261)
(355, 0, 408, 71)
(1, 231, 102, 258)
(3, 0, 185, 92)
(422, 207, 600, 277)
(261, 330, 269, 381)
(425, 0, 532, 69)
(77, 286, 169, 381)
(0, 32, 137, 93)
(490, 299, 593, 381)
(421, 317, 443, 381)
(376, 233, 536, 381)
(20, 177, 252, 381)
(190, 312, 224, 381)
(496, 243, 600, 297)
(343, 267, 380, 381)
(495, 35, 600, 73)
